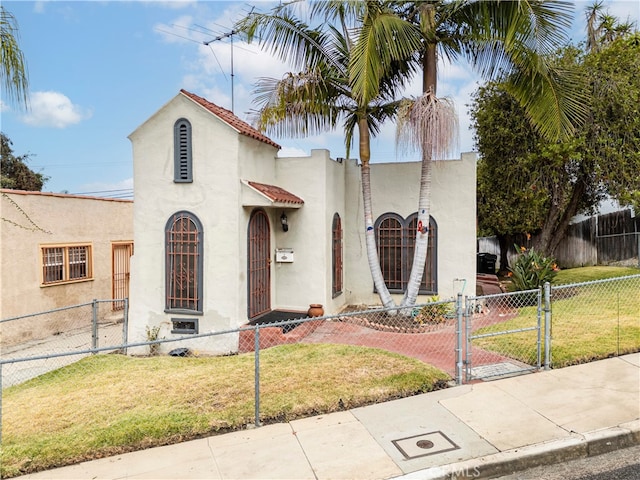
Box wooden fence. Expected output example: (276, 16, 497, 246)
(478, 209, 639, 269)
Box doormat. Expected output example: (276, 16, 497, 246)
(249, 310, 308, 332)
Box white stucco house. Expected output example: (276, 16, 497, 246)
(128, 89, 476, 354)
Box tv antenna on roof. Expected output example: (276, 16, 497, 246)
(203, 7, 254, 114)
(204, 29, 239, 113)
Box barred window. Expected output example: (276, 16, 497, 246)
(375, 213, 437, 294)
(174, 118, 193, 183)
(332, 213, 343, 297)
(165, 211, 203, 313)
(41, 244, 92, 285)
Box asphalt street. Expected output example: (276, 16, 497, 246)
(495, 444, 640, 480)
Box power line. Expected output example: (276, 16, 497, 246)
(69, 188, 134, 200)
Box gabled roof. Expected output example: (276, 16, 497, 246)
(179, 89, 281, 150)
(242, 180, 304, 208)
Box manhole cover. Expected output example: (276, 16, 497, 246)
(416, 440, 434, 449)
(392, 431, 459, 460)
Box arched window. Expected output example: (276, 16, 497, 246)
(174, 118, 192, 182)
(165, 211, 203, 313)
(332, 213, 343, 297)
(374, 213, 437, 294)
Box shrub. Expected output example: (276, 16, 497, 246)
(509, 245, 559, 291)
(414, 296, 453, 324)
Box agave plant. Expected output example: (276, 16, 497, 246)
(509, 245, 559, 291)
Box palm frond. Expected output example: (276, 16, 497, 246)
(236, 7, 346, 76)
(0, 6, 29, 109)
(505, 62, 588, 142)
(350, 4, 421, 105)
(250, 68, 347, 138)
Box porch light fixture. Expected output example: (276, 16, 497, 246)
(280, 212, 289, 232)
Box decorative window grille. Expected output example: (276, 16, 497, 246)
(165, 211, 203, 313)
(332, 213, 343, 297)
(173, 118, 192, 183)
(375, 213, 437, 294)
(41, 245, 92, 285)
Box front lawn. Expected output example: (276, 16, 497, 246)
(475, 266, 640, 367)
(1, 343, 450, 478)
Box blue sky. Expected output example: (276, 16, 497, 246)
(2, 1, 638, 198)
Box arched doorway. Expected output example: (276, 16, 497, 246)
(247, 209, 271, 318)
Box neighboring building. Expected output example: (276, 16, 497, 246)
(128, 89, 476, 354)
(1, 190, 133, 345)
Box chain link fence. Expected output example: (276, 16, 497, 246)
(237, 301, 461, 378)
(1, 299, 128, 388)
(1, 275, 638, 453)
(464, 274, 640, 381)
(464, 289, 543, 382)
(549, 274, 640, 367)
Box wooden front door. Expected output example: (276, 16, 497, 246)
(112, 242, 133, 310)
(247, 210, 271, 318)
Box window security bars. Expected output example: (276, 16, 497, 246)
(375, 213, 436, 294)
(332, 213, 343, 297)
(41, 245, 92, 285)
(165, 212, 203, 313)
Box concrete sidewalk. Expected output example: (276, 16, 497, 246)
(19, 353, 640, 480)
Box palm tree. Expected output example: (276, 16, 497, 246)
(585, 1, 635, 53)
(237, 1, 421, 308)
(1, 5, 29, 109)
(351, 1, 588, 307)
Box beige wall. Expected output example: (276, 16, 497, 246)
(0, 190, 133, 344)
(344, 152, 477, 304)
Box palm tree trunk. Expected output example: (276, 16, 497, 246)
(401, 147, 432, 307)
(402, 7, 437, 307)
(359, 118, 394, 308)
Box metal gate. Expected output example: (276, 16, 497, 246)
(463, 289, 544, 382)
(111, 242, 133, 310)
(247, 209, 271, 318)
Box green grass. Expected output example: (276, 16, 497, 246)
(476, 266, 640, 368)
(554, 265, 639, 284)
(1, 344, 450, 478)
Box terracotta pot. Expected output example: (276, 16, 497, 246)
(307, 303, 324, 317)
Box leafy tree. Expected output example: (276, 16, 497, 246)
(1, 133, 48, 191)
(1, 5, 29, 109)
(472, 33, 640, 261)
(472, 83, 548, 271)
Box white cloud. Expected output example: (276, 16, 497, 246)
(142, 0, 197, 10)
(20, 91, 92, 128)
(33, 2, 46, 14)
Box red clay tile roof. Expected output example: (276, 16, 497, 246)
(247, 181, 304, 205)
(180, 89, 281, 150)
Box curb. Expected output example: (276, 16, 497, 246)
(395, 420, 640, 479)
